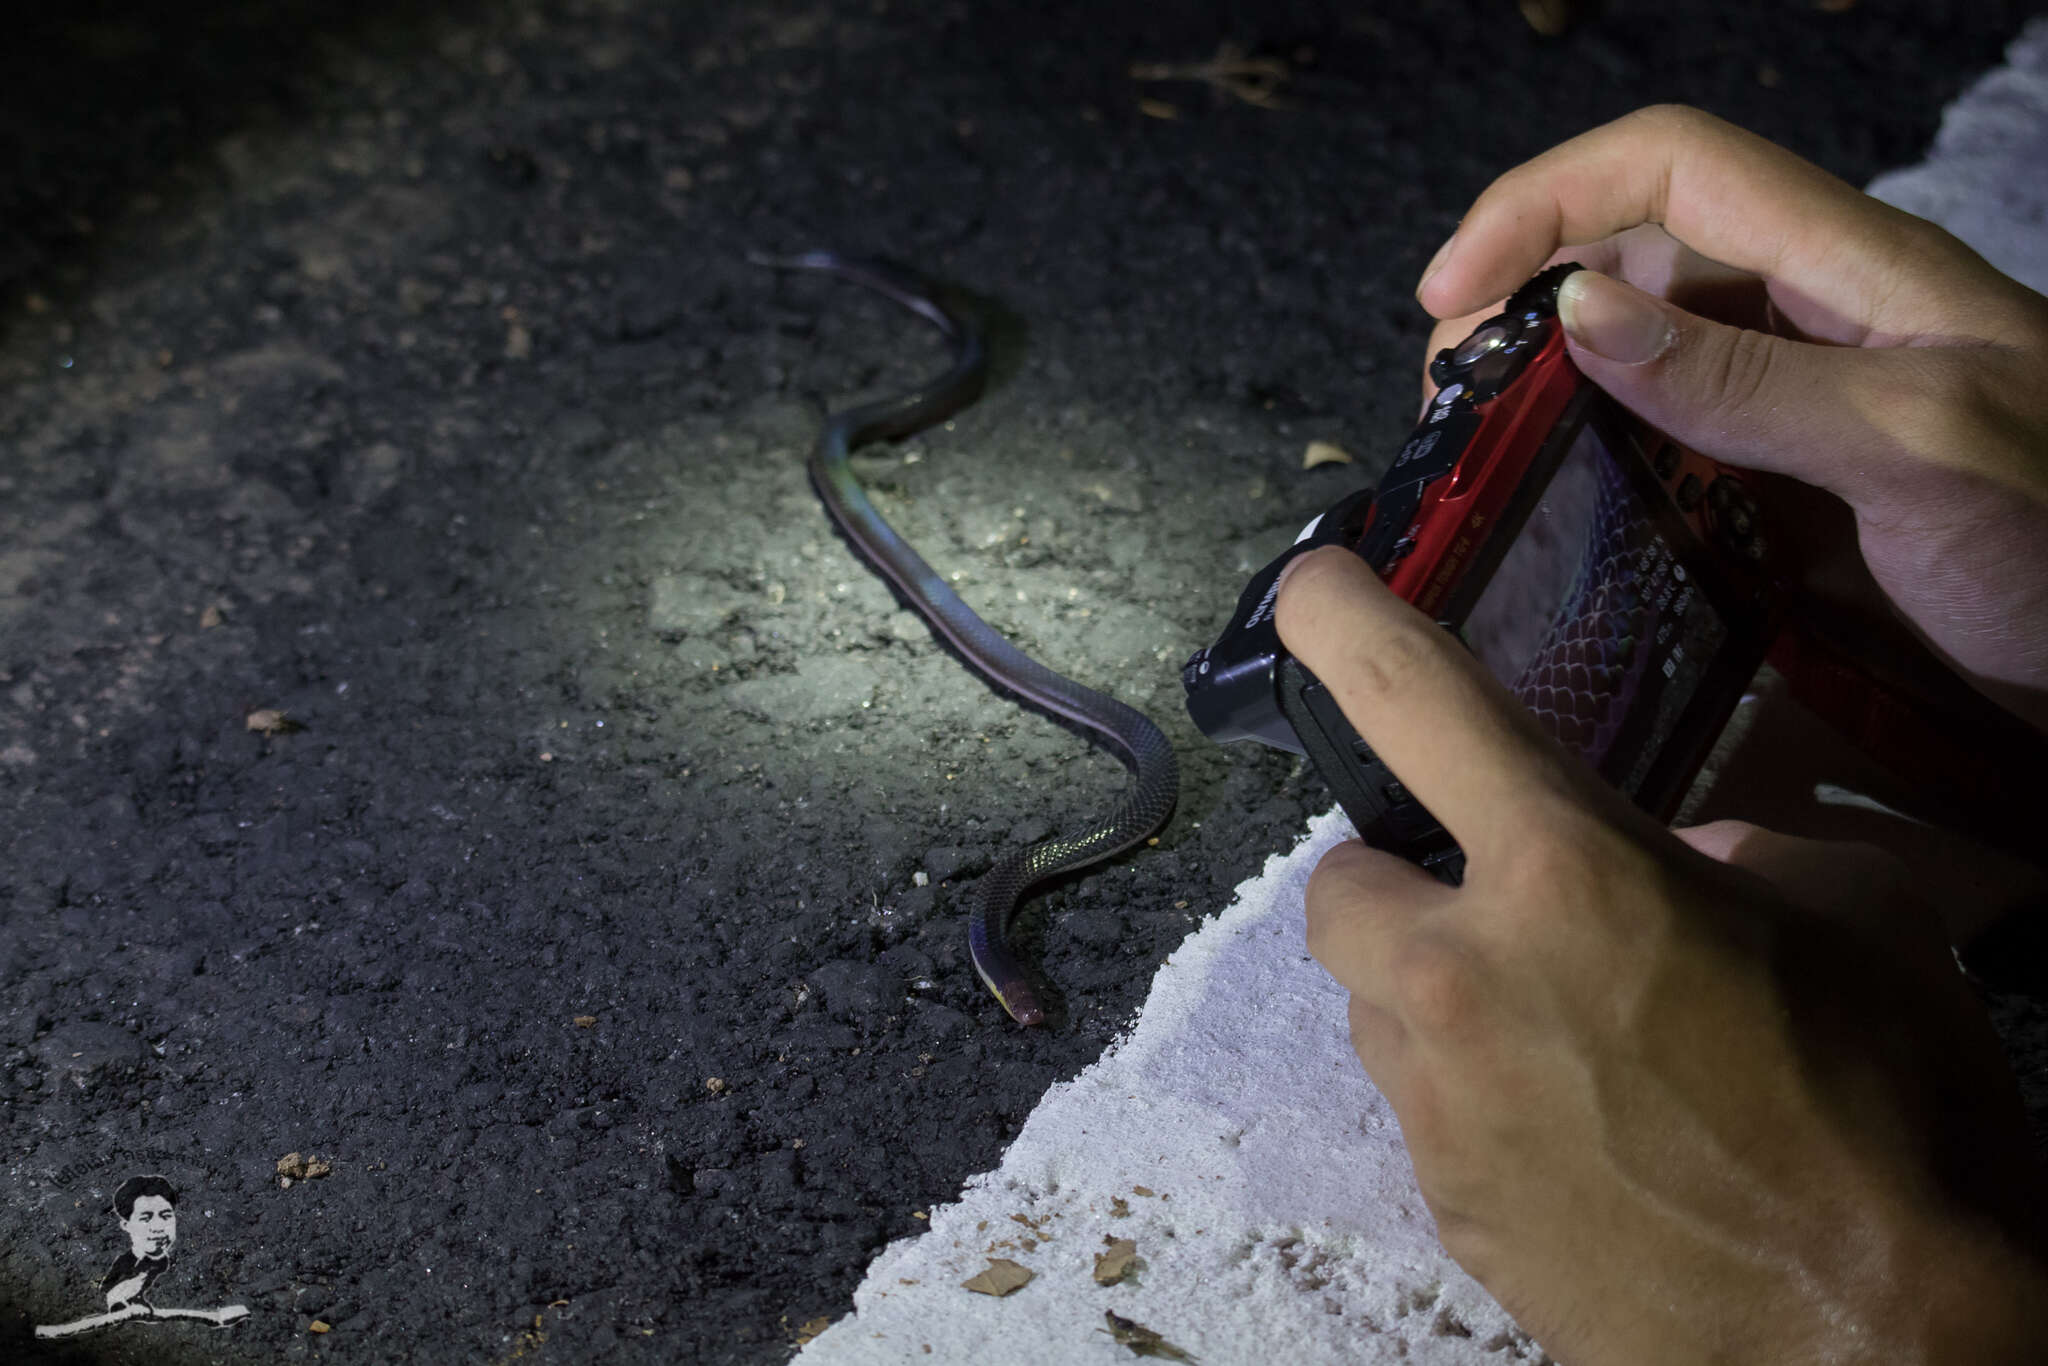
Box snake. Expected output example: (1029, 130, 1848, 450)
(752, 250, 1180, 1026)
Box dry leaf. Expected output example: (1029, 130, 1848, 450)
(1516, 0, 1582, 37)
(1138, 98, 1180, 120)
(200, 604, 225, 629)
(1102, 1311, 1196, 1360)
(1109, 1197, 1130, 1218)
(961, 1258, 1034, 1297)
(246, 708, 305, 735)
(573, 1015, 597, 1028)
(1094, 1238, 1138, 1285)
(276, 1152, 333, 1183)
(1132, 1185, 1156, 1197)
(1302, 440, 1354, 469)
(1129, 42, 1289, 108)
(309, 1320, 331, 1333)
(793, 1315, 833, 1345)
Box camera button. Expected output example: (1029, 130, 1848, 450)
(1450, 323, 1512, 368)
(1706, 476, 1762, 549)
(1676, 473, 1704, 511)
(1707, 474, 1753, 514)
(1651, 443, 1681, 480)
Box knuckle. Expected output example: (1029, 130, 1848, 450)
(1345, 992, 1378, 1041)
(1302, 896, 1339, 963)
(1429, 1209, 1498, 1282)
(1346, 617, 1443, 708)
(1878, 210, 1976, 290)
(1271, 546, 1348, 646)
(1691, 324, 1784, 429)
(1614, 103, 1727, 162)
(1304, 848, 1374, 961)
(1891, 210, 1961, 268)
(1628, 102, 1713, 138)
(1390, 934, 1484, 1034)
(1308, 839, 1374, 896)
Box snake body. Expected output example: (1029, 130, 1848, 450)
(754, 250, 1179, 1026)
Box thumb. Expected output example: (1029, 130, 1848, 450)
(1555, 269, 1897, 498)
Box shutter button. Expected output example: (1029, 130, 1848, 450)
(1450, 324, 1512, 368)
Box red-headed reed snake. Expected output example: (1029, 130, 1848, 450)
(752, 250, 1180, 1026)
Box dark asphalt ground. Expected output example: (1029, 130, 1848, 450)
(5, 2, 2046, 1362)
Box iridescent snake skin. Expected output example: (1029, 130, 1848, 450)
(754, 250, 1179, 1026)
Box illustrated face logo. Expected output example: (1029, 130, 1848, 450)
(33, 1172, 248, 1342)
(122, 1194, 177, 1259)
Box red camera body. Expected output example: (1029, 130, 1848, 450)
(1380, 315, 1582, 618)
(1384, 294, 1760, 626)
(1185, 265, 1777, 877)
(1188, 263, 2047, 880)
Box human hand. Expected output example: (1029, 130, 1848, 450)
(1273, 545, 2048, 1366)
(1415, 105, 2048, 732)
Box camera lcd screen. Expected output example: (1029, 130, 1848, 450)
(1459, 417, 1728, 797)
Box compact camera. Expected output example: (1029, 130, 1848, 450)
(1183, 264, 1778, 881)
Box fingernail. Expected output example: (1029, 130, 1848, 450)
(1557, 270, 1674, 365)
(1417, 232, 1457, 296)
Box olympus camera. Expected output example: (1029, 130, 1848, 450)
(1183, 264, 1777, 881)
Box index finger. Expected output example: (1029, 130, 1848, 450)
(1418, 105, 2017, 344)
(1273, 546, 1612, 863)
